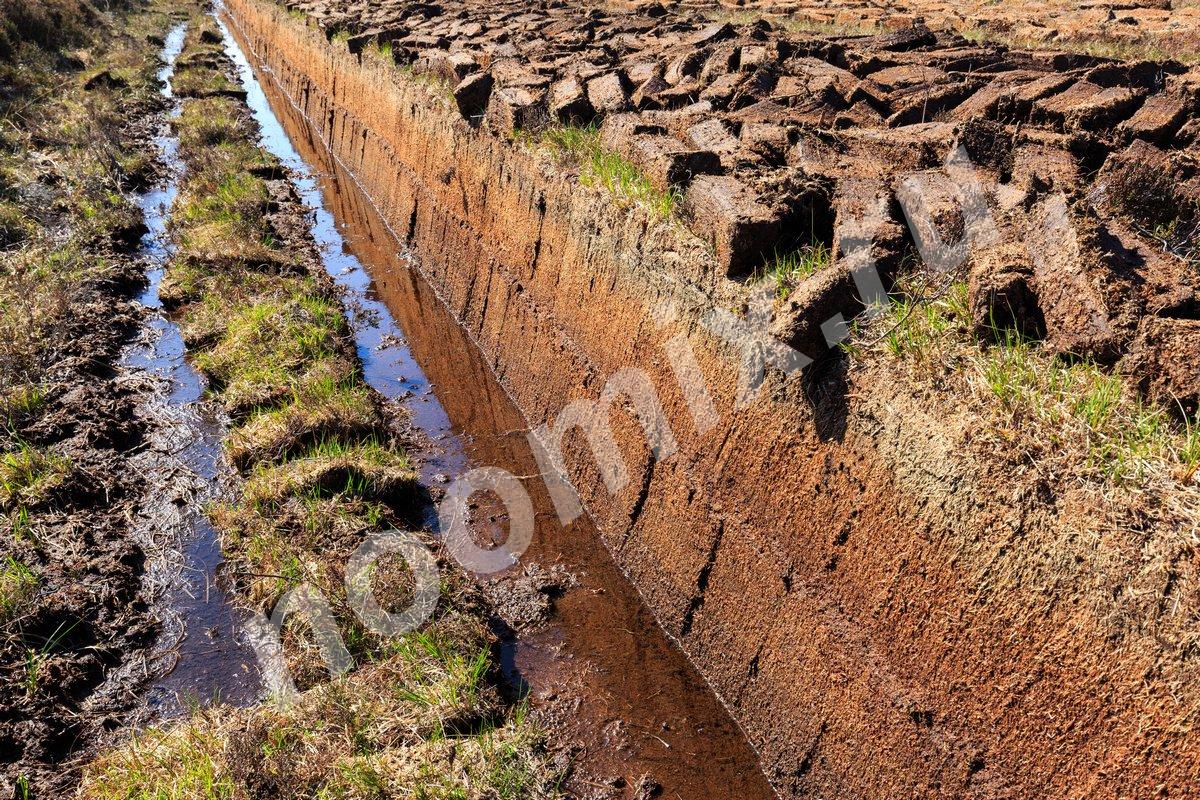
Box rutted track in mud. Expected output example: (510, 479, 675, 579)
(121, 19, 260, 717)
(0, 9, 256, 792)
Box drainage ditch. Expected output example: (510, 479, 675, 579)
(213, 8, 778, 797)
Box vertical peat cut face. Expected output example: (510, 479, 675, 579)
(221, 0, 1200, 798)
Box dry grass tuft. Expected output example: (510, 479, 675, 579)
(83, 617, 560, 800)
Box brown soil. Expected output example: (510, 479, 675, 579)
(0, 2, 235, 794)
(702, 0, 1200, 60)
(221, 0, 1200, 797)
(0, 266, 160, 796)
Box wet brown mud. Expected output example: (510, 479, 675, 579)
(215, 9, 778, 797)
(122, 19, 260, 717)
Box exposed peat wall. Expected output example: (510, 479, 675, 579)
(221, 1, 1200, 796)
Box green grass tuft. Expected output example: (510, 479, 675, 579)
(759, 241, 831, 300)
(0, 556, 38, 623)
(522, 124, 680, 220)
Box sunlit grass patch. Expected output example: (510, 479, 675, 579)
(84, 722, 234, 800)
(521, 124, 680, 220)
(175, 96, 248, 152)
(705, 8, 888, 38)
(0, 444, 71, 512)
(960, 26, 1197, 64)
(758, 241, 831, 300)
(1, 383, 45, 427)
(0, 556, 38, 624)
(238, 437, 416, 512)
(226, 377, 383, 468)
(80, 616, 559, 799)
(173, 63, 241, 98)
(856, 278, 1200, 486)
(191, 290, 348, 398)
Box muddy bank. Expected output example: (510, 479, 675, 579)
(122, 18, 261, 718)
(222, 0, 1200, 797)
(86, 14, 565, 798)
(0, 3, 207, 794)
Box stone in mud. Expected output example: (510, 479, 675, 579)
(739, 44, 772, 72)
(664, 49, 706, 85)
(1097, 139, 1200, 230)
(1121, 317, 1200, 417)
(1033, 81, 1145, 130)
(831, 177, 907, 283)
(733, 98, 795, 126)
(598, 112, 666, 152)
(485, 85, 548, 135)
(894, 169, 968, 268)
(886, 81, 981, 126)
(586, 71, 631, 115)
(454, 71, 494, 122)
(550, 76, 595, 123)
(83, 69, 128, 91)
(699, 72, 743, 109)
(1007, 141, 1082, 195)
(683, 175, 783, 276)
(415, 49, 478, 84)
(700, 44, 739, 83)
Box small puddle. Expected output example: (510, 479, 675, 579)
(216, 8, 776, 798)
(120, 19, 260, 717)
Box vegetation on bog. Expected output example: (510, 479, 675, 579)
(520, 124, 680, 220)
(758, 241, 831, 301)
(86, 617, 555, 800)
(0, 0, 172, 678)
(851, 275, 1200, 491)
(81, 17, 561, 799)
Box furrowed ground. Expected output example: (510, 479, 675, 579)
(213, 0, 1200, 795)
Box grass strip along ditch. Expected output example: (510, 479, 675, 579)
(81, 14, 561, 800)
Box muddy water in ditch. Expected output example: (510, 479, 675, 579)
(216, 11, 777, 799)
(121, 20, 259, 717)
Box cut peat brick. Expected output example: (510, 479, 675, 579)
(621, 134, 721, 192)
(1122, 317, 1200, 417)
(1032, 81, 1145, 130)
(684, 175, 783, 276)
(1117, 90, 1193, 143)
(586, 71, 632, 116)
(485, 85, 549, 135)
(549, 75, 594, 123)
(454, 71, 493, 122)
